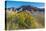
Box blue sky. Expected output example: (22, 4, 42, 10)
(6, 1, 44, 8)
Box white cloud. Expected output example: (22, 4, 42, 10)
(38, 6, 44, 8)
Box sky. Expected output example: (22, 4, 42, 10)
(5, 1, 44, 8)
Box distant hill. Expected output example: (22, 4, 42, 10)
(16, 5, 36, 11)
(6, 5, 45, 12)
(16, 5, 44, 12)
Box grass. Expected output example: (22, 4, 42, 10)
(5, 11, 45, 30)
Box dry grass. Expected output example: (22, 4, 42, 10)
(6, 10, 45, 30)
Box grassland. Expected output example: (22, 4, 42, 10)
(5, 10, 45, 30)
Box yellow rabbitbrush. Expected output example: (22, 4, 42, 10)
(16, 11, 36, 29)
(6, 11, 37, 30)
